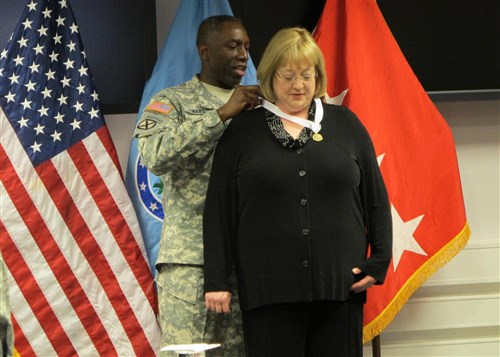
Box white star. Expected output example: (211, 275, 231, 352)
(89, 107, 99, 119)
(56, 16, 65, 27)
(22, 19, 33, 29)
(324, 89, 349, 105)
(9, 73, 20, 84)
(63, 58, 74, 69)
(91, 91, 99, 101)
(57, 94, 68, 105)
(69, 23, 78, 33)
(33, 43, 44, 55)
(78, 65, 88, 77)
(70, 119, 81, 130)
(149, 202, 159, 211)
(51, 130, 62, 142)
(73, 101, 84, 113)
(17, 37, 28, 48)
(140, 182, 147, 191)
(13, 55, 24, 66)
(29, 62, 40, 73)
(27, 1, 37, 11)
(53, 34, 62, 44)
(37, 26, 48, 37)
(391, 205, 427, 270)
(59, 0, 68, 8)
(25, 80, 37, 92)
(377, 153, 385, 166)
(37, 106, 49, 117)
(5, 92, 16, 103)
(42, 7, 52, 18)
(21, 98, 32, 110)
(76, 83, 86, 94)
(1, 49, 7, 59)
(81, 50, 86, 59)
(49, 51, 58, 62)
(61, 76, 71, 87)
(54, 113, 65, 123)
(34, 123, 45, 135)
(31, 141, 42, 153)
(41, 87, 52, 98)
(18, 117, 29, 128)
(45, 69, 56, 80)
(67, 41, 76, 52)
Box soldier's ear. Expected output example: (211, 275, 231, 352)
(198, 43, 209, 62)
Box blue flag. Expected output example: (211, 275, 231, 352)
(125, 0, 257, 274)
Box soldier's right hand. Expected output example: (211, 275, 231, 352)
(205, 291, 232, 314)
(217, 85, 262, 123)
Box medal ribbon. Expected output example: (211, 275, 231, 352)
(262, 98, 323, 133)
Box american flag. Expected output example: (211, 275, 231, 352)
(0, 0, 161, 355)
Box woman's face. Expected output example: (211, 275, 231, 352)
(272, 62, 316, 117)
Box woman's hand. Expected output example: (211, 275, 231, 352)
(350, 267, 377, 293)
(205, 291, 232, 313)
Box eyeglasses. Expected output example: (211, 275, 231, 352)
(275, 70, 317, 83)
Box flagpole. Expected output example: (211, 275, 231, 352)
(372, 335, 381, 357)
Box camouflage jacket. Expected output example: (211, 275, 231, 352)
(134, 75, 227, 266)
(1, 253, 13, 357)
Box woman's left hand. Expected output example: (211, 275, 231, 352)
(350, 267, 377, 293)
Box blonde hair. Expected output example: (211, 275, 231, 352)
(257, 27, 327, 102)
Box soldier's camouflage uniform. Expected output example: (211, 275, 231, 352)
(1, 253, 13, 357)
(134, 75, 245, 357)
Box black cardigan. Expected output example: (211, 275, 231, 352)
(203, 103, 392, 312)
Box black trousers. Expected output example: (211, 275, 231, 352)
(242, 300, 363, 357)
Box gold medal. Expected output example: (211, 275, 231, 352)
(312, 133, 323, 142)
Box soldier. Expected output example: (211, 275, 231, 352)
(134, 15, 260, 356)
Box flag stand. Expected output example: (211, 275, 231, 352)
(372, 335, 381, 357)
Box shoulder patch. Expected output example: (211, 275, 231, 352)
(137, 118, 157, 130)
(145, 101, 173, 115)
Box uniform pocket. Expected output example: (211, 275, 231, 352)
(156, 264, 202, 305)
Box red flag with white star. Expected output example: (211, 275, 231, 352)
(314, 0, 470, 342)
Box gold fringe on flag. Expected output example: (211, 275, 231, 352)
(363, 222, 471, 343)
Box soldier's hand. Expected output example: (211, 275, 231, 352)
(205, 291, 232, 313)
(217, 85, 261, 123)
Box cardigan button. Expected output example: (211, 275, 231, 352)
(302, 228, 309, 235)
(299, 170, 306, 177)
(300, 198, 307, 205)
(297, 148, 303, 154)
(302, 260, 309, 268)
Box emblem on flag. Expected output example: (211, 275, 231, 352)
(135, 156, 164, 221)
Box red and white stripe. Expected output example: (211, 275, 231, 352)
(0, 108, 161, 356)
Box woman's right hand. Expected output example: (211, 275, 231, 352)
(205, 291, 232, 313)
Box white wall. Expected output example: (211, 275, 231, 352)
(104, 2, 500, 355)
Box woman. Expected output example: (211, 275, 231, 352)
(203, 27, 392, 356)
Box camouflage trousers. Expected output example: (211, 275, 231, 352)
(156, 264, 245, 357)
